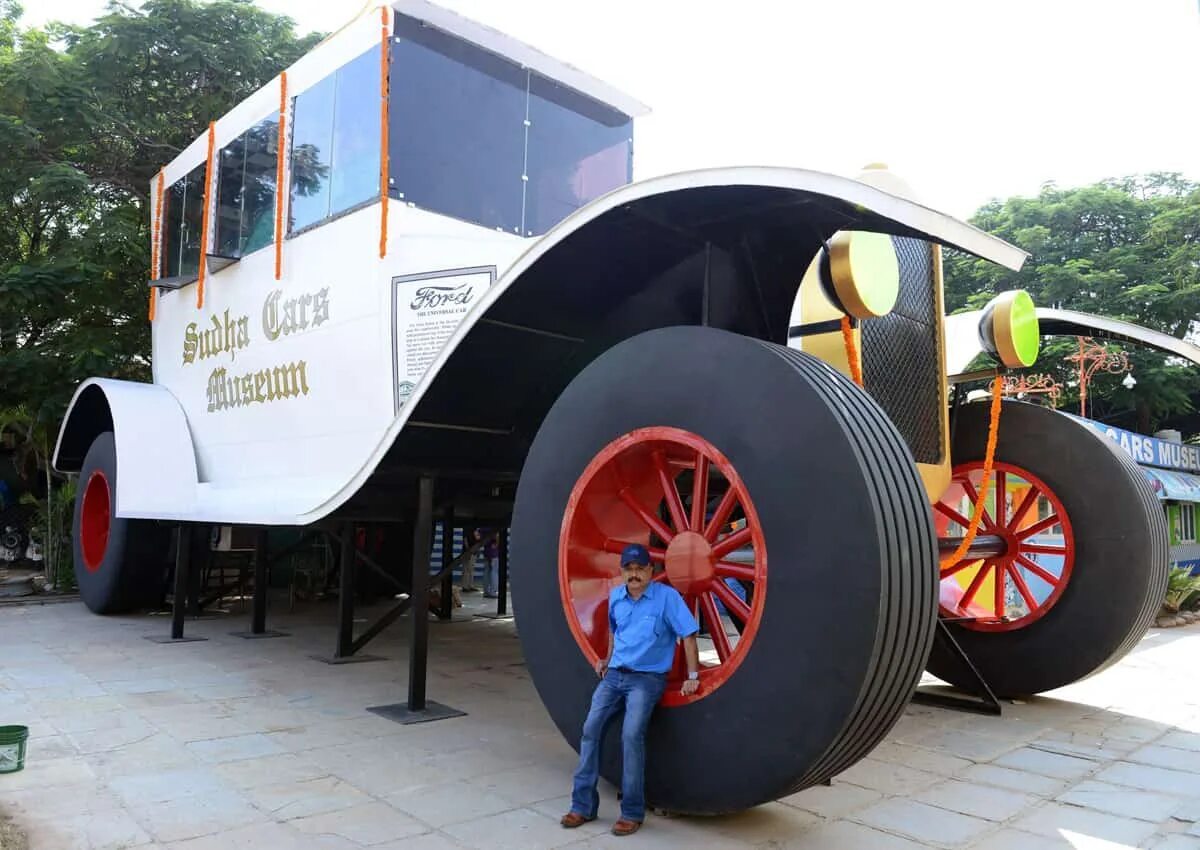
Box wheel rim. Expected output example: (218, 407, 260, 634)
(80, 470, 111, 573)
(558, 427, 767, 706)
(935, 461, 1075, 632)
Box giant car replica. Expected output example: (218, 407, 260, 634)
(54, 0, 1181, 815)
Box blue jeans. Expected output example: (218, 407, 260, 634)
(570, 669, 667, 822)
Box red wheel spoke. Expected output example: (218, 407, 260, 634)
(1017, 514, 1060, 540)
(699, 593, 732, 663)
(957, 563, 990, 612)
(714, 561, 756, 581)
(703, 486, 739, 543)
(1021, 543, 1067, 556)
(960, 478, 997, 530)
(1008, 486, 1039, 530)
(710, 579, 752, 624)
(993, 561, 1006, 619)
(995, 470, 1007, 527)
(940, 557, 983, 580)
(653, 451, 688, 533)
(689, 453, 709, 532)
(711, 526, 753, 561)
(1016, 554, 1061, 587)
(935, 501, 974, 532)
(1006, 562, 1039, 613)
(618, 488, 675, 543)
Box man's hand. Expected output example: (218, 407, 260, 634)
(595, 658, 609, 678)
(680, 677, 699, 697)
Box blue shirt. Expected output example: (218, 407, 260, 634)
(607, 581, 699, 673)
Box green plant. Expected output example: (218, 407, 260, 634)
(20, 480, 75, 590)
(1163, 564, 1200, 613)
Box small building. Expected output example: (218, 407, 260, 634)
(1068, 415, 1200, 572)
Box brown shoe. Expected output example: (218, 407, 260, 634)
(611, 819, 642, 836)
(560, 812, 595, 828)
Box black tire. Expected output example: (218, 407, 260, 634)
(927, 402, 1169, 697)
(511, 326, 937, 815)
(72, 432, 168, 614)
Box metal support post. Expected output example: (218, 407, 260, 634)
(336, 522, 355, 658)
(187, 524, 205, 617)
(232, 527, 288, 639)
(146, 524, 206, 643)
(497, 527, 509, 616)
(408, 477, 433, 710)
(367, 475, 465, 724)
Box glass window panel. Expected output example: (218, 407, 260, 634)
(161, 177, 185, 278)
(289, 73, 335, 232)
(161, 163, 207, 279)
(389, 15, 526, 232)
(525, 75, 632, 236)
(329, 48, 381, 215)
(239, 116, 280, 254)
(179, 165, 206, 278)
(215, 135, 246, 257)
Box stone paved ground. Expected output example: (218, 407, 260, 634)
(2, 595, 1199, 849)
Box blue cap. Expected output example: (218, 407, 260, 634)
(620, 543, 651, 567)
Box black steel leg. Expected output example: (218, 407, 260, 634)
(252, 527, 268, 633)
(173, 525, 191, 639)
(336, 523, 355, 659)
(366, 475, 465, 724)
(232, 527, 288, 639)
(187, 524, 205, 617)
(497, 527, 509, 616)
(145, 524, 207, 643)
(408, 477, 433, 710)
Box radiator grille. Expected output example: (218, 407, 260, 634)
(861, 237, 943, 465)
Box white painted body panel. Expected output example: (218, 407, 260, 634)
(58, 166, 1024, 524)
(60, 379, 200, 519)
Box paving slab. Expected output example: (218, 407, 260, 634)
(1057, 778, 1185, 822)
(967, 828, 1071, 850)
(991, 746, 1100, 780)
(1150, 835, 1200, 850)
(1096, 761, 1200, 796)
(289, 801, 429, 845)
(1010, 801, 1160, 847)
(780, 780, 883, 818)
(853, 798, 993, 846)
(913, 778, 1037, 821)
(956, 763, 1069, 797)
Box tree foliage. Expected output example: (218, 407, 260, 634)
(0, 0, 320, 431)
(944, 174, 1200, 433)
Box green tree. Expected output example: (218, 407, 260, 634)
(0, 0, 320, 435)
(944, 174, 1200, 433)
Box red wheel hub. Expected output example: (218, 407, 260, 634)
(559, 427, 767, 706)
(80, 470, 111, 573)
(935, 462, 1075, 632)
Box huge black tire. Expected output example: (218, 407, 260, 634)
(927, 402, 1169, 697)
(511, 326, 938, 815)
(72, 432, 168, 614)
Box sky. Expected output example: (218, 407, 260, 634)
(23, 0, 1200, 217)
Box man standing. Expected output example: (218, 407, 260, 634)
(561, 543, 700, 837)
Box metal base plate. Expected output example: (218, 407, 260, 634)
(367, 701, 467, 725)
(144, 635, 209, 644)
(309, 653, 385, 665)
(474, 612, 514, 620)
(230, 630, 290, 639)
